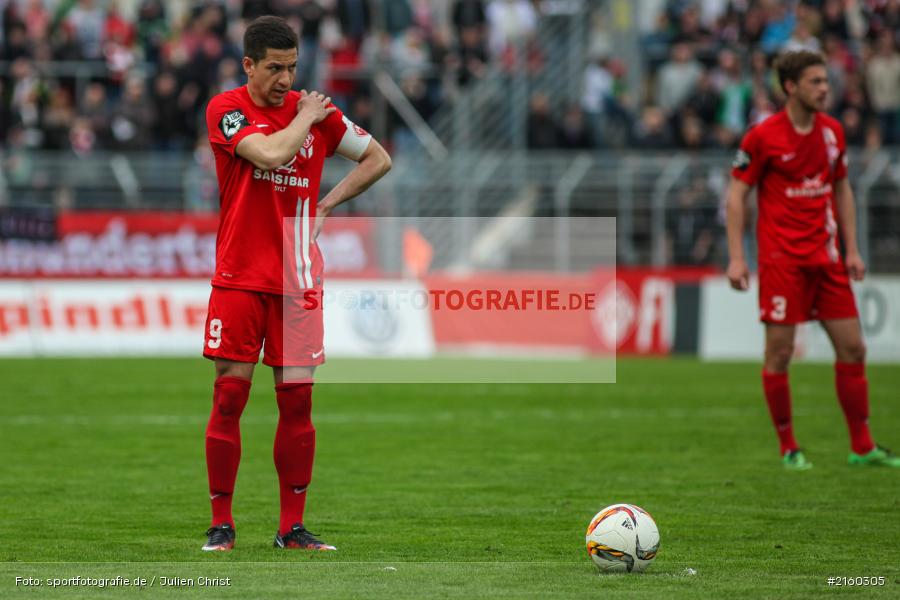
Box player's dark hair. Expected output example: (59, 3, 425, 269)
(775, 51, 826, 92)
(243, 16, 298, 62)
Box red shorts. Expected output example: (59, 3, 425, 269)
(758, 262, 858, 324)
(203, 286, 325, 367)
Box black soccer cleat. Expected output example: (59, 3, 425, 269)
(274, 524, 336, 551)
(202, 523, 235, 551)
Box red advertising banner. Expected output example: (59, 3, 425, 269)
(0, 212, 378, 279)
(588, 268, 711, 355)
(424, 272, 599, 353)
(425, 268, 712, 356)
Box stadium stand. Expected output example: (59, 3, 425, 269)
(1, 0, 898, 271)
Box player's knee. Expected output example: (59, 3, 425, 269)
(765, 344, 794, 372)
(214, 394, 248, 418)
(213, 378, 251, 417)
(842, 340, 866, 364)
(276, 390, 312, 421)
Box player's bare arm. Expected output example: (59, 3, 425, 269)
(235, 92, 335, 171)
(725, 177, 752, 291)
(313, 140, 392, 239)
(833, 177, 865, 281)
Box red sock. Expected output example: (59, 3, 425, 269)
(762, 370, 798, 455)
(274, 381, 316, 536)
(835, 362, 874, 455)
(205, 376, 251, 527)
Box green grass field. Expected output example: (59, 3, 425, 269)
(0, 357, 898, 599)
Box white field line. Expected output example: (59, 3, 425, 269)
(0, 406, 836, 427)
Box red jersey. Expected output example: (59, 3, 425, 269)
(731, 110, 848, 265)
(206, 85, 371, 295)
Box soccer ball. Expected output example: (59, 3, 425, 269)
(586, 503, 660, 573)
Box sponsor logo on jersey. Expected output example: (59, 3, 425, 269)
(300, 133, 315, 159)
(786, 172, 832, 198)
(732, 149, 750, 170)
(219, 110, 249, 140)
(252, 168, 310, 188)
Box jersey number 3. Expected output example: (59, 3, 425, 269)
(770, 296, 787, 321)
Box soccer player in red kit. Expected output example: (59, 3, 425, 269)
(725, 51, 898, 470)
(200, 16, 391, 551)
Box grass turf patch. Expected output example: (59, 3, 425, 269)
(0, 357, 897, 598)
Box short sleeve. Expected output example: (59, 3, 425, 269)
(206, 95, 263, 157)
(731, 127, 765, 186)
(318, 105, 373, 160)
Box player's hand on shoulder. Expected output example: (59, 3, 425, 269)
(845, 251, 866, 282)
(298, 90, 336, 124)
(726, 258, 750, 291)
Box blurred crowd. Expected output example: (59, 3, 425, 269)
(0, 0, 543, 154)
(2, 0, 898, 157)
(569, 0, 900, 152)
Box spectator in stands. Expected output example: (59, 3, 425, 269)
(685, 71, 721, 127)
(485, 0, 537, 59)
(865, 30, 900, 144)
(581, 56, 614, 145)
(633, 106, 673, 149)
(678, 113, 707, 150)
(823, 34, 853, 108)
(22, 0, 49, 44)
(66, 0, 105, 61)
(8, 57, 42, 148)
(711, 48, 751, 136)
(51, 21, 84, 62)
(382, 0, 414, 38)
(392, 26, 430, 76)
(336, 0, 372, 46)
(784, 16, 822, 53)
(748, 89, 776, 126)
(1, 0, 898, 155)
(738, 4, 766, 46)
(864, 0, 899, 40)
(838, 73, 872, 121)
(42, 87, 75, 150)
(453, 23, 488, 85)
(392, 74, 436, 153)
(759, 2, 795, 54)
(666, 176, 717, 266)
(110, 76, 153, 150)
(103, 2, 136, 87)
(292, 0, 326, 88)
(821, 0, 851, 39)
(69, 116, 97, 157)
(672, 3, 715, 53)
(840, 105, 866, 146)
(327, 34, 364, 110)
(655, 42, 703, 115)
(526, 92, 558, 149)
(4, 21, 30, 61)
(151, 71, 182, 150)
(79, 81, 110, 147)
(452, 0, 487, 34)
(136, 0, 168, 65)
(216, 57, 242, 92)
(557, 104, 593, 150)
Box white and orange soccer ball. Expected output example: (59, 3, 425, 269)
(585, 503, 660, 573)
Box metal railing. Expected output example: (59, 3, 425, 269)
(430, 1, 592, 150)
